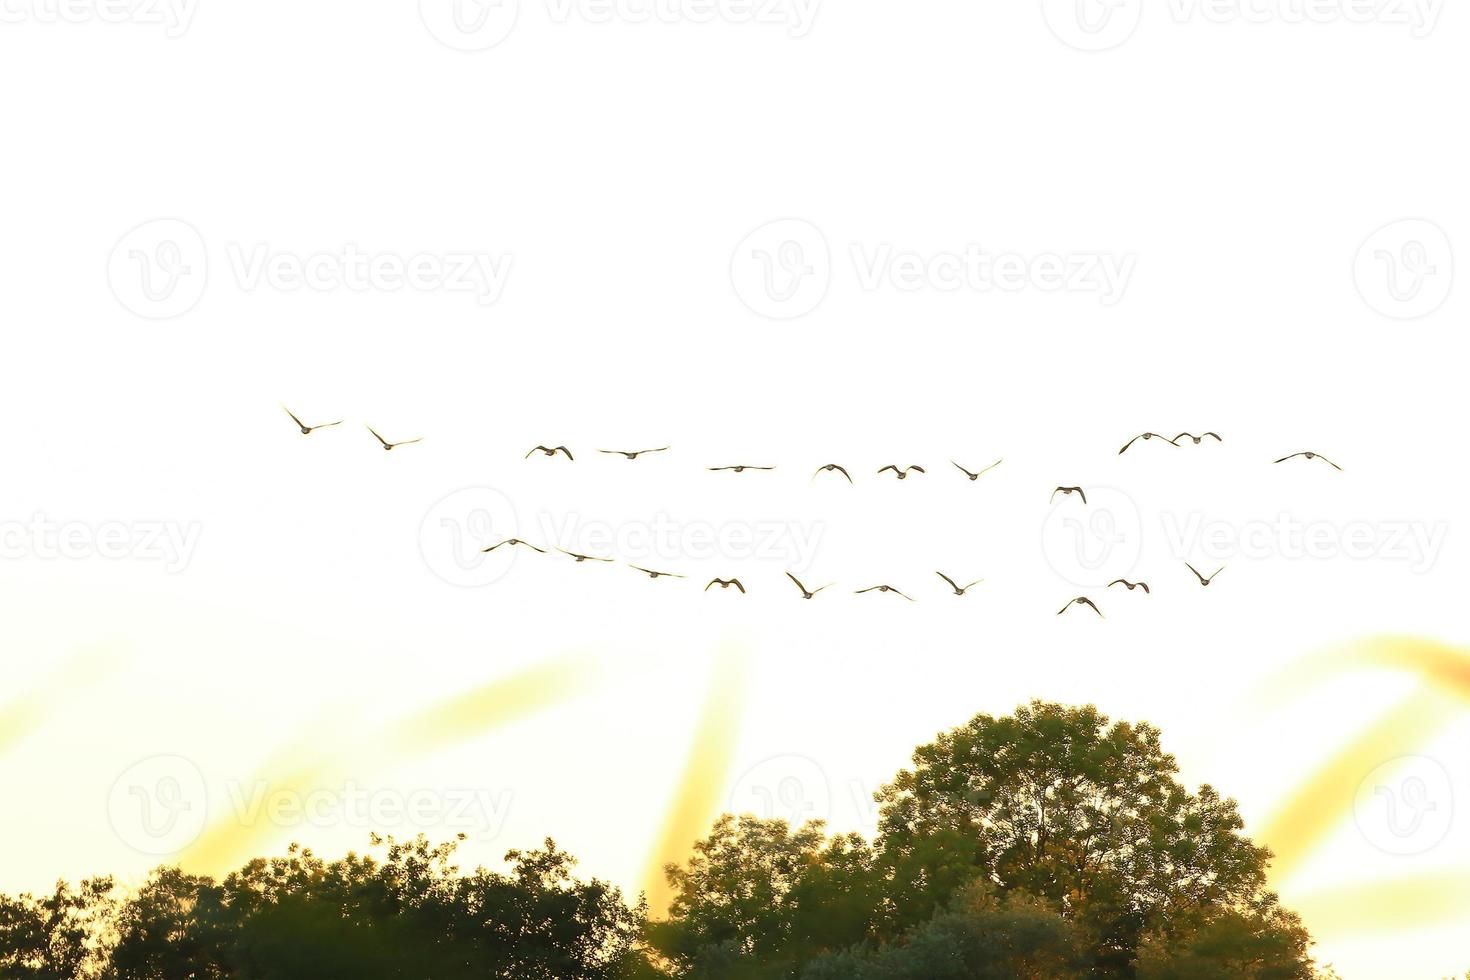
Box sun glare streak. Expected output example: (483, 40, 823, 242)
(641, 640, 751, 917)
(0, 641, 122, 754)
(1292, 869, 1470, 933)
(179, 653, 605, 876)
(1258, 688, 1454, 879)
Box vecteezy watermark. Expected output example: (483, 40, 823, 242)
(222, 781, 514, 841)
(1041, 487, 1144, 588)
(1043, 0, 1443, 51)
(419, 0, 820, 50)
(850, 243, 1136, 306)
(1354, 755, 1453, 856)
(108, 755, 210, 855)
(1160, 512, 1449, 574)
(0, 0, 199, 36)
(108, 755, 514, 855)
(1166, 0, 1444, 35)
(536, 511, 826, 569)
(0, 513, 202, 573)
(108, 219, 514, 319)
(1041, 0, 1144, 51)
(108, 219, 209, 320)
(224, 243, 512, 305)
(730, 218, 832, 320)
(420, 0, 521, 51)
(730, 755, 832, 824)
(731, 219, 1135, 318)
(419, 487, 522, 588)
(544, 0, 822, 35)
(1354, 219, 1454, 320)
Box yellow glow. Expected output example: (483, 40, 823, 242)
(1259, 688, 1453, 878)
(1293, 869, 1470, 933)
(179, 653, 604, 875)
(641, 640, 750, 916)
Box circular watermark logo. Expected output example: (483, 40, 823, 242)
(1354, 755, 1453, 856)
(729, 755, 831, 824)
(108, 218, 208, 320)
(419, 486, 521, 587)
(1041, 0, 1142, 52)
(107, 755, 209, 855)
(419, 0, 520, 51)
(1354, 219, 1454, 319)
(1040, 486, 1143, 587)
(730, 218, 831, 320)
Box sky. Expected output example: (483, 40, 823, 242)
(0, 2, 1467, 977)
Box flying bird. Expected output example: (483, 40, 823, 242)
(282, 406, 341, 435)
(481, 538, 546, 554)
(784, 572, 830, 599)
(856, 585, 915, 601)
(709, 465, 776, 473)
(1184, 563, 1224, 587)
(877, 465, 925, 480)
(705, 578, 746, 593)
(1118, 433, 1178, 454)
(952, 459, 1003, 481)
(1051, 486, 1087, 504)
(366, 426, 422, 451)
(629, 565, 684, 579)
(599, 447, 669, 459)
(557, 549, 613, 563)
(525, 445, 574, 460)
(1058, 597, 1104, 618)
(935, 572, 983, 596)
(1273, 451, 1342, 471)
(812, 463, 853, 484)
(1108, 579, 1150, 594)
(1175, 432, 1223, 445)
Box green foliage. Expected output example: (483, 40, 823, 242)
(801, 884, 1088, 980)
(0, 701, 1331, 980)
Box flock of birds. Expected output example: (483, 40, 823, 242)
(283, 408, 1344, 612)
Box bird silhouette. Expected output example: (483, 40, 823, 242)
(481, 538, 546, 554)
(1175, 432, 1223, 445)
(785, 572, 830, 599)
(1108, 579, 1150, 594)
(629, 565, 684, 579)
(557, 549, 613, 563)
(813, 463, 853, 484)
(1184, 563, 1224, 587)
(599, 447, 669, 460)
(282, 406, 342, 435)
(526, 445, 573, 460)
(935, 572, 983, 596)
(709, 465, 776, 473)
(705, 578, 746, 594)
(952, 459, 1003, 481)
(1051, 486, 1087, 504)
(1274, 451, 1342, 471)
(856, 585, 915, 601)
(877, 465, 925, 480)
(366, 426, 422, 451)
(1118, 433, 1178, 454)
(1058, 597, 1104, 618)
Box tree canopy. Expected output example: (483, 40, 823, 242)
(0, 701, 1332, 979)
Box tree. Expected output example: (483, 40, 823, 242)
(801, 883, 1087, 980)
(1134, 906, 1322, 980)
(873, 700, 1280, 972)
(0, 878, 115, 980)
(653, 815, 880, 978)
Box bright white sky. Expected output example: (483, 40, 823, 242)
(1, 3, 1467, 978)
